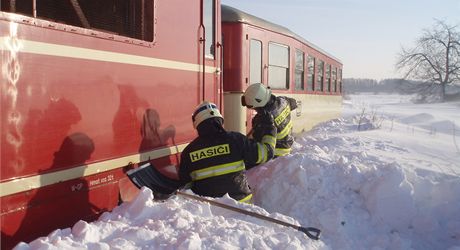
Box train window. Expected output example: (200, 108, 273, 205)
(325, 64, 331, 92)
(268, 42, 290, 89)
(316, 60, 324, 91)
(338, 68, 343, 93)
(250, 39, 263, 84)
(294, 49, 305, 91)
(204, 0, 216, 58)
(1, 0, 154, 42)
(332, 67, 337, 92)
(307, 55, 315, 91)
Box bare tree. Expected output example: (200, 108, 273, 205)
(396, 20, 460, 102)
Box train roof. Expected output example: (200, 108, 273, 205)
(221, 5, 342, 64)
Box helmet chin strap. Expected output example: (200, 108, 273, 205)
(255, 107, 265, 113)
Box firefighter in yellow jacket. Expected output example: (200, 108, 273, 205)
(242, 83, 298, 157)
(178, 101, 276, 203)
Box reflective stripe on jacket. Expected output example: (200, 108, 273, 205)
(179, 131, 274, 201)
(267, 96, 297, 154)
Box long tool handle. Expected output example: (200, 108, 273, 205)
(177, 191, 321, 240)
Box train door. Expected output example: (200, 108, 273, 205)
(202, 0, 222, 107)
(245, 27, 267, 133)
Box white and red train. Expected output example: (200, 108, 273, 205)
(1, 1, 342, 248)
(221, 5, 342, 133)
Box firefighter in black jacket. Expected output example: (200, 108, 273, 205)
(242, 83, 298, 157)
(178, 101, 276, 203)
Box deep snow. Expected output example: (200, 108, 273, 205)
(14, 94, 460, 250)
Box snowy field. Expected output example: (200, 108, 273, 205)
(15, 94, 460, 250)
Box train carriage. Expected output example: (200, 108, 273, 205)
(221, 5, 343, 134)
(1, 0, 222, 248)
(1, 1, 341, 249)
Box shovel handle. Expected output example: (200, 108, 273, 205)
(177, 191, 322, 241)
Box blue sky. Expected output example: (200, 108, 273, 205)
(221, 0, 460, 80)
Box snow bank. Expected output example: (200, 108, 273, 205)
(15, 95, 460, 250)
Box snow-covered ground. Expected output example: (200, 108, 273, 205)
(15, 94, 460, 250)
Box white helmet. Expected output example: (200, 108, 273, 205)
(242, 83, 272, 108)
(192, 101, 223, 128)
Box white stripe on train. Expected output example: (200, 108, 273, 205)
(0, 38, 218, 73)
(0, 143, 189, 197)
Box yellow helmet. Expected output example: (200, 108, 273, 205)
(192, 101, 223, 128)
(242, 83, 272, 108)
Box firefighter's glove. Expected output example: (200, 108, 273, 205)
(252, 111, 274, 127)
(252, 112, 276, 142)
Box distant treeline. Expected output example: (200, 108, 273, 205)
(343, 78, 460, 95)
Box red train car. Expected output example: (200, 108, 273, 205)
(1, 1, 342, 249)
(1, 0, 222, 248)
(221, 5, 343, 134)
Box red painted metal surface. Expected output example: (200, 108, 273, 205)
(1, 0, 222, 248)
(222, 23, 246, 92)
